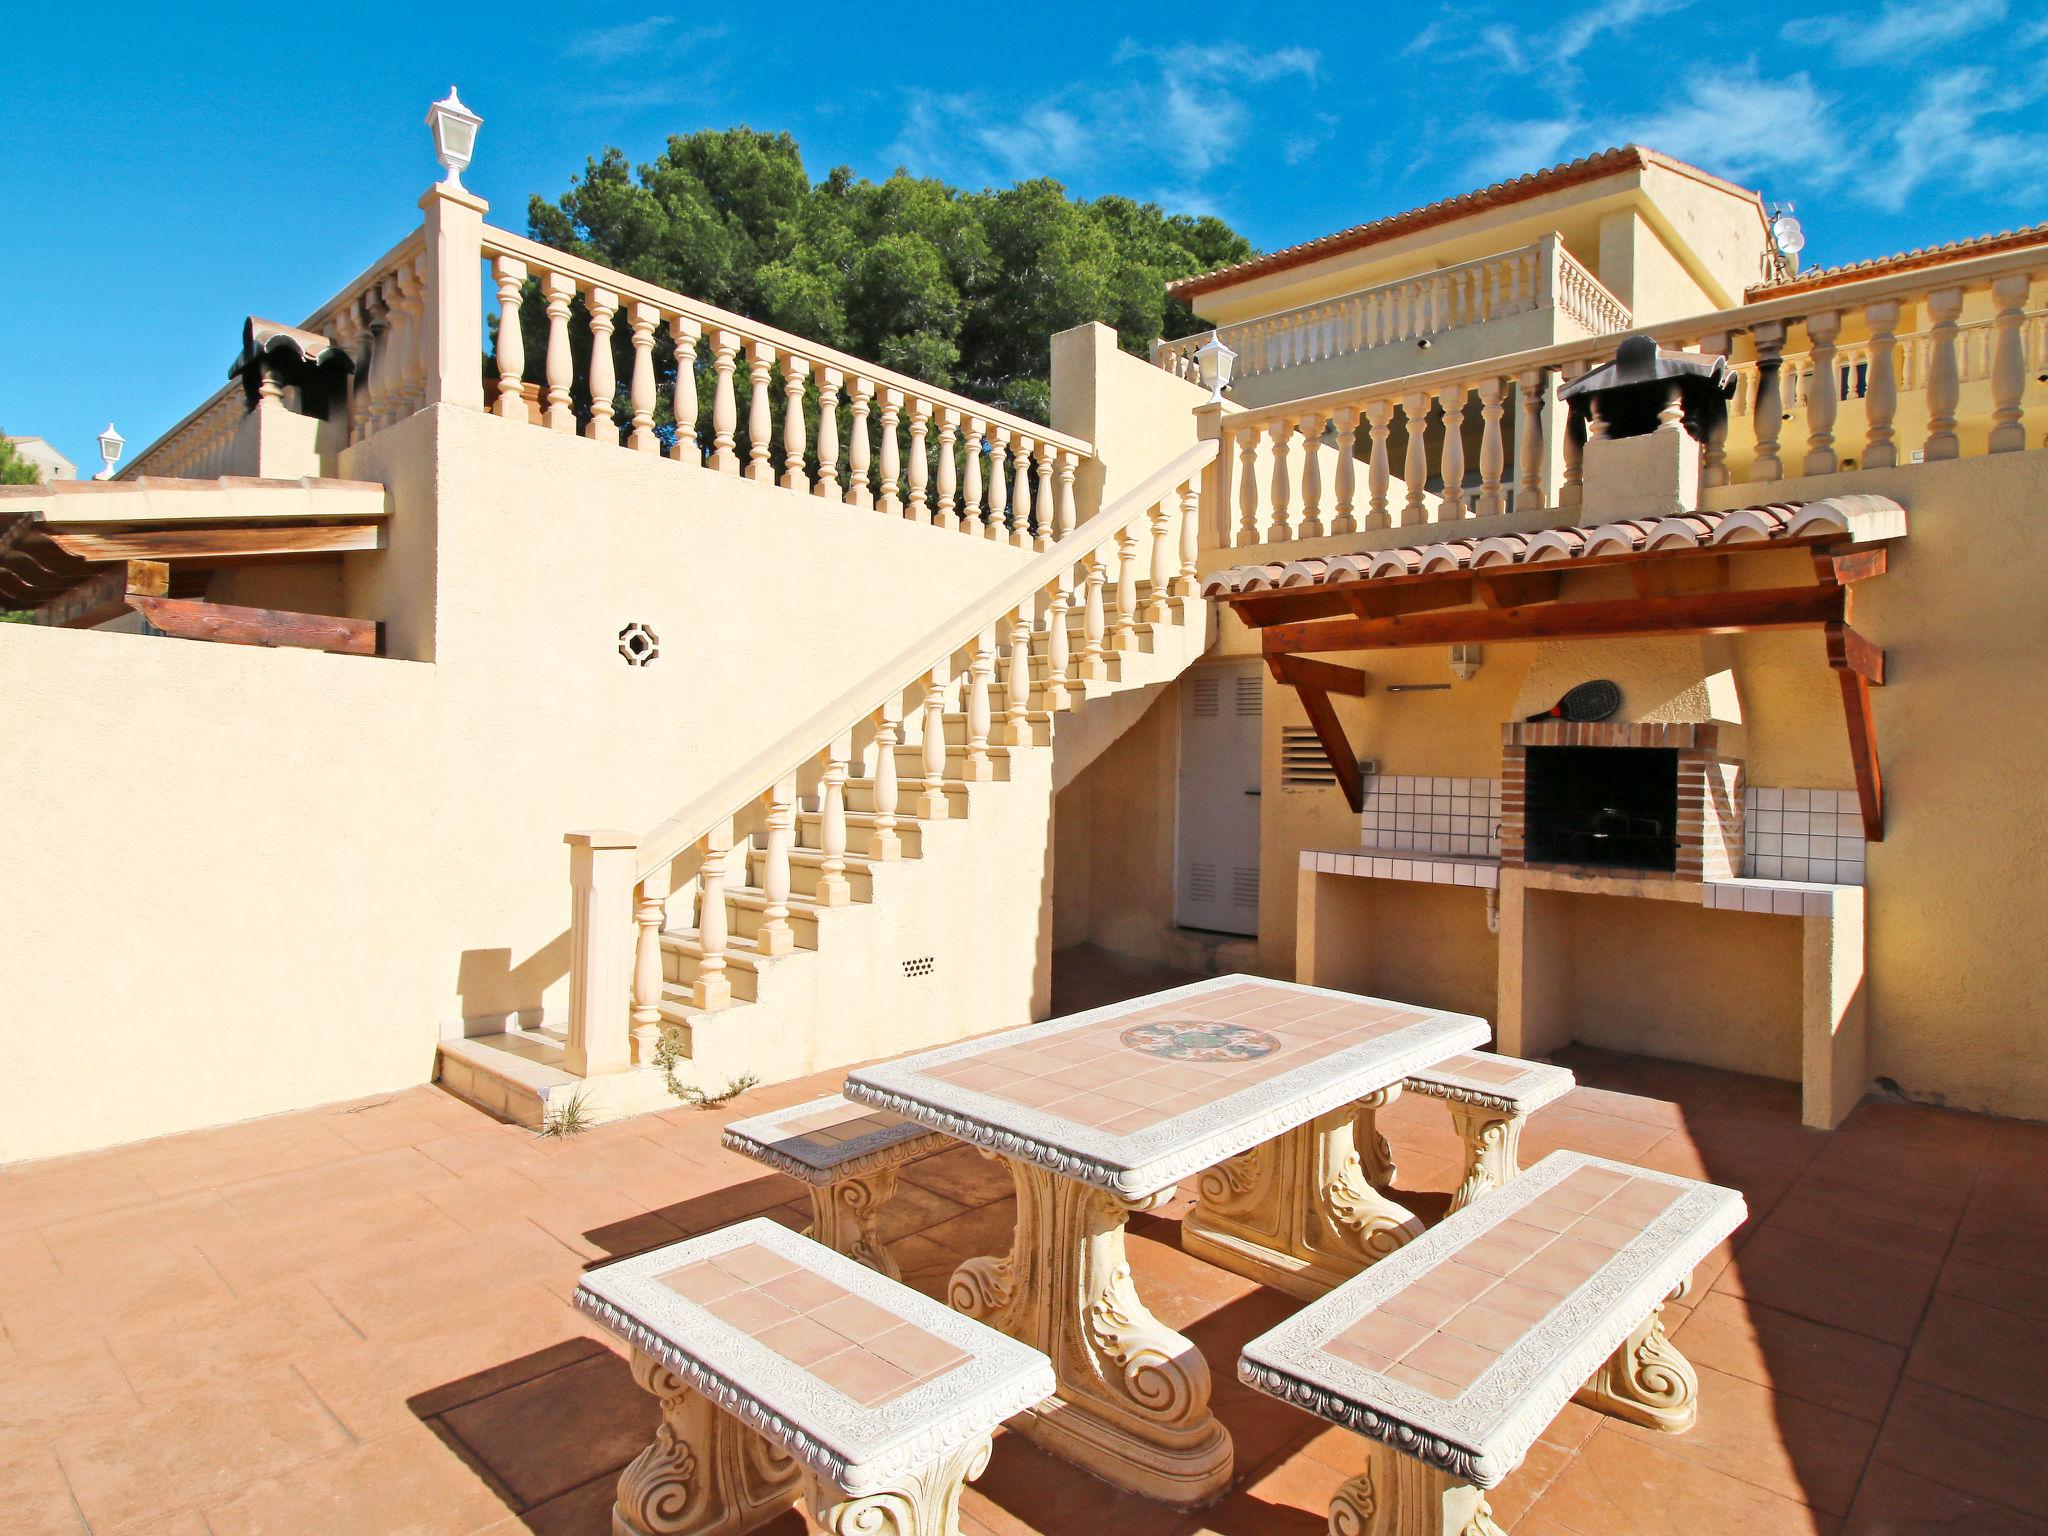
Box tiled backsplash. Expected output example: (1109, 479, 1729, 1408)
(1744, 788, 1867, 885)
(1360, 776, 1503, 857)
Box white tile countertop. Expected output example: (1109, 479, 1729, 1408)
(1303, 850, 1862, 917)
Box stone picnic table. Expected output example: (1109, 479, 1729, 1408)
(842, 974, 1489, 1508)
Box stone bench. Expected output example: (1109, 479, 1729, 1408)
(723, 1093, 954, 1279)
(1362, 1053, 1576, 1217)
(1238, 1152, 1744, 1535)
(575, 1217, 1055, 1536)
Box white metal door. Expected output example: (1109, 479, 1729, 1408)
(1175, 661, 1263, 934)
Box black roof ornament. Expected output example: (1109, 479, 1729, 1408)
(1560, 333, 1735, 445)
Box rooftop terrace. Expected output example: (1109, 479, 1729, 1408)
(5, 948, 2041, 1534)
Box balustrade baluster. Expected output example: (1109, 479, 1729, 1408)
(1364, 399, 1393, 529)
(543, 272, 577, 433)
(818, 737, 852, 905)
(1056, 449, 1078, 541)
(584, 288, 618, 443)
(1924, 289, 1963, 460)
(1298, 413, 1325, 538)
(920, 668, 950, 815)
(627, 303, 659, 452)
(877, 388, 902, 513)
(1112, 525, 1141, 650)
(1803, 311, 1842, 476)
(936, 407, 960, 528)
(630, 865, 667, 1066)
(847, 377, 874, 505)
(1033, 452, 1054, 550)
(1007, 607, 1035, 733)
(1233, 427, 1259, 546)
(1990, 273, 2033, 453)
(710, 330, 740, 472)
(1177, 482, 1201, 595)
(1011, 440, 1034, 547)
(967, 628, 996, 774)
(1559, 363, 1587, 509)
(1517, 368, 1547, 507)
(1476, 376, 1507, 518)
(1695, 336, 1730, 485)
(1750, 322, 1787, 481)
(1146, 497, 1175, 621)
(671, 316, 703, 464)
(906, 400, 932, 521)
(746, 344, 776, 482)
(1401, 392, 1430, 526)
(963, 418, 985, 531)
(1436, 387, 1466, 520)
(350, 292, 381, 444)
(1081, 545, 1109, 679)
(870, 698, 902, 858)
(491, 257, 528, 423)
(1043, 580, 1072, 712)
(1331, 407, 1359, 534)
(815, 367, 842, 497)
(757, 777, 796, 955)
(987, 430, 1009, 539)
(1267, 419, 1293, 542)
(397, 258, 428, 417)
(781, 354, 809, 490)
(694, 821, 733, 1008)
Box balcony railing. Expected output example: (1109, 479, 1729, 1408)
(1153, 234, 1631, 385)
(1204, 241, 2048, 547)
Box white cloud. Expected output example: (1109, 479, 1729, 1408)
(1464, 115, 1587, 183)
(567, 16, 673, 62)
(1784, 0, 2006, 66)
(1555, 0, 1690, 62)
(1615, 65, 1839, 182)
(1873, 64, 2048, 209)
(1284, 113, 1341, 167)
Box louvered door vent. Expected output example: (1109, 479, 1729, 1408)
(1281, 726, 1339, 787)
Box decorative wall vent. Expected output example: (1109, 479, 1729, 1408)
(1281, 726, 1339, 787)
(902, 955, 935, 978)
(1192, 676, 1221, 717)
(1232, 866, 1260, 907)
(618, 623, 660, 666)
(1235, 675, 1262, 716)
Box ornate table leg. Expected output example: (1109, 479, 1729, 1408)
(802, 1433, 992, 1536)
(1328, 1440, 1503, 1536)
(807, 1168, 903, 1278)
(1573, 1277, 1699, 1433)
(1356, 1090, 1399, 1192)
(614, 1349, 801, 1536)
(1444, 1101, 1524, 1216)
(1182, 1090, 1425, 1300)
(948, 1156, 1233, 1508)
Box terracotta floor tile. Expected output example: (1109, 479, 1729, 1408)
(1903, 1292, 2048, 1421)
(0, 1154, 160, 1236)
(0, 1434, 88, 1535)
(642, 1172, 809, 1237)
(1820, 1106, 1991, 1194)
(1760, 1187, 1955, 1267)
(1969, 1170, 2048, 1231)
(900, 1145, 1017, 1206)
(1843, 1461, 2048, 1534)
(1485, 1436, 1576, 1529)
(1585, 1057, 1741, 1114)
(102, 1510, 212, 1536)
(202, 1422, 515, 1535)
(0, 1337, 143, 1439)
(962, 1426, 1187, 1536)
(1981, 1118, 2048, 1184)
(128, 1118, 362, 1200)
(0, 1242, 236, 1353)
(308, 1216, 581, 1339)
(1174, 1448, 1333, 1535)
(436, 1350, 658, 1510)
(1527, 1426, 1839, 1535)
(1937, 1255, 2048, 1324)
(1671, 1293, 1905, 1424)
(1606, 1363, 1875, 1515)
(1678, 1109, 1833, 1173)
(413, 1127, 554, 1179)
(876, 1175, 972, 1242)
(1714, 1226, 1940, 1347)
(220, 1145, 461, 1228)
(53, 1371, 352, 1531)
(0, 1229, 60, 1292)
(1560, 1083, 1690, 1129)
(104, 1280, 362, 1404)
(1947, 1205, 2048, 1280)
(1871, 1381, 2048, 1520)
(321, 1096, 466, 1155)
(199, 1188, 466, 1294)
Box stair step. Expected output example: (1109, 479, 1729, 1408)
(844, 776, 973, 818)
(796, 808, 925, 858)
(753, 845, 879, 902)
(724, 887, 823, 947)
(659, 931, 764, 1002)
(891, 744, 1013, 781)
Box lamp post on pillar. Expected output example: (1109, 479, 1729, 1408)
(420, 89, 488, 411)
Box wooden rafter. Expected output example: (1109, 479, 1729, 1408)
(1268, 654, 1369, 812)
(1826, 621, 1886, 840)
(40, 522, 383, 563)
(126, 596, 381, 656)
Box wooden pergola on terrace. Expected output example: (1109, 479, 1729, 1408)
(1203, 496, 1906, 839)
(0, 477, 387, 655)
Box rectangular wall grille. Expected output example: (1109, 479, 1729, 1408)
(1281, 726, 1339, 787)
(1235, 675, 1263, 716)
(1185, 862, 1217, 901)
(1232, 866, 1259, 907)
(902, 956, 935, 978)
(1191, 676, 1220, 717)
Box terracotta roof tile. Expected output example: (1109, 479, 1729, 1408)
(1747, 222, 2048, 299)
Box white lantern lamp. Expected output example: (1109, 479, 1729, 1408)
(94, 422, 124, 480)
(426, 87, 483, 189)
(1193, 332, 1237, 403)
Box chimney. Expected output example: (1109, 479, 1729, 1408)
(1561, 334, 1735, 522)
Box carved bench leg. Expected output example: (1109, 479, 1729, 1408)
(1444, 1102, 1525, 1216)
(615, 1349, 801, 1536)
(1329, 1440, 1503, 1536)
(1356, 1091, 1399, 1192)
(1573, 1278, 1699, 1434)
(803, 1433, 993, 1536)
(807, 1167, 904, 1279)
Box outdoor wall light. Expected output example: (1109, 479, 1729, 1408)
(427, 87, 483, 189)
(94, 422, 124, 480)
(1449, 642, 1482, 681)
(1193, 332, 1236, 402)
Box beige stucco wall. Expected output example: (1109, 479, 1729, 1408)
(1051, 681, 1182, 961)
(1186, 446, 2048, 1121)
(0, 623, 442, 1162)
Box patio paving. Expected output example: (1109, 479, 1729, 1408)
(3, 965, 2044, 1532)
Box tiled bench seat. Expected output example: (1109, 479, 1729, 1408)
(575, 1218, 1055, 1536)
(1399, 1053, 1575, 1215)
(1239, 1153, 1744, 1535)
(723, 1093, 954, 1279)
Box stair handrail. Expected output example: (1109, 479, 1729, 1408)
(630, 437, 1219, 884)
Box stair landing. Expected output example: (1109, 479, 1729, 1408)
(436, 1030, 677, 1129)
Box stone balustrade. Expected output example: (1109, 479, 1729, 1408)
(1214, 244, 2048, 546)
(481, 229, 1094, 544)
(561, 443, 1217, 1080)
(1153, 235, 1630, 385)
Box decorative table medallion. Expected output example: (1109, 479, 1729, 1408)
(1119, 1020, 1280, 1062)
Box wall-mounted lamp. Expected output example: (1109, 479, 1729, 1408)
(426, 87, 483, 189)
(1193, 332, 1237, 403)
(94, 422, 124, 480)
(1449, 642, 1482, 681)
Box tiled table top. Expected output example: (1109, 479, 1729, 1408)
(722, 1093, 953, 1183)
(573, 1219, 1054, 1495)
(844, 975, 1488, 1200)
(1406, 1052, 1575, 1115)
(1239, 1152, 1745, 1489)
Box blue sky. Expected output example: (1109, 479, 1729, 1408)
(6, 0, 2046, 474)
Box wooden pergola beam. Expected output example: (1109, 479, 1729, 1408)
(40, 522, 384, 563)
(1266, 652, 1367, 813)
(127, 596, 381, 656)
(1826, 621, 1886, 841)
(32, 561, 169, 628)
(1266, 655, 1370, 696)
(1259, 584, 1846, 655)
